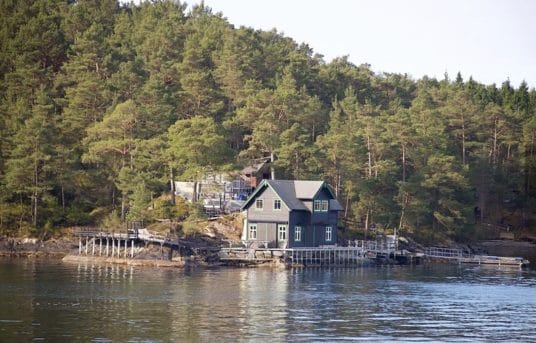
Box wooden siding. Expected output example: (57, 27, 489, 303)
(245, 181, 339, 248)
(246, 186, 290, 223)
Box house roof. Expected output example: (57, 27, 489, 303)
(241, 179, 342, 211)
(241, 158, 270, 175)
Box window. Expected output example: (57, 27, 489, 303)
(325, 226, 332, 242)
(255, 199, 263, 210)
(314, 200, 329, 212)
(294, 226, 302, 242)
(273, 199, 281, 210)
(278, 225, 287, 240)
(249, 224, 257, 239)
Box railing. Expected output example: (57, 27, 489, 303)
(74, 227, 176, 246)
(424, 247, 467, 258)
(347, 240, 396, 253)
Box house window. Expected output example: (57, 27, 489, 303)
(255, 199, 263, 210)
(249, 224, 257, 239)
(273, 199, 281, 210)
(325, 226, 332, 242)
(314, 200, 329, 212)
(294, 226, 302, 242)
(278, 225, 287, 240)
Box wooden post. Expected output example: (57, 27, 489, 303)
(99, 236, 102, 256)
(112, 238, 115, 257)
(131, 240, 134, 258)
(85, 237, 88, 255)
(106, 238, 109, 257)
(92, 238, 95, 256)
(78, 237, 82, 255)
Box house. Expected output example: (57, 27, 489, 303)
(240, 180, 343, 248)
(172, 158, 273, 215)
(241, 157, 272, 189)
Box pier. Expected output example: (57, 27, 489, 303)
(424, 247, 530, 267)
(74, 228, 181, 260)
(218, 240, 408, 267)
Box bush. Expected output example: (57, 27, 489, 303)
(100, 210, 125, 231)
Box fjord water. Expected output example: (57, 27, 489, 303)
(1, 261, 535, 342)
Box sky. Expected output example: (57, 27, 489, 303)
(189, 0, 536, 88)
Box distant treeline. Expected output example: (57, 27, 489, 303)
(0, 0, 535, 238)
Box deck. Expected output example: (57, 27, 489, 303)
(424, 247, 530, 267)
(219, 240, 404, 266)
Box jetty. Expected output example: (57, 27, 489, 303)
(218, 240, 411, 267)
(73, 227, 183, 260)
(71, 227, 530, 269)
(424, 247, 530, 267)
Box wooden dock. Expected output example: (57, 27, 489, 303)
(218, 240, 407, 267)
(73, 228, 181, 259)
(424, 247, 530, 268)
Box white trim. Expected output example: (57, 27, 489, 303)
(325, 226, 332, 242)
(273, 199, 282, 211)
(249, 224, 257, 239)
(294, 226, 302, 242)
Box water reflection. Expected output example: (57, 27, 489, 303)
(0, 261, 535, 342)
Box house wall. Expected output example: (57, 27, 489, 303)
(288, 212, 338, 247)
(246, 186, 290, 222)
(246, 186, 289, 248)
(288, 211, 308, 248)
(245, 183, 339, 248)
(310, 188, 332, 225)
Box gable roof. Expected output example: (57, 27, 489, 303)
(241, 179, 341, 211)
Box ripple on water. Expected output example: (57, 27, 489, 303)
(0, 261, 535, 341)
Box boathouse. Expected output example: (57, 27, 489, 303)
(241, 180, 343, 248)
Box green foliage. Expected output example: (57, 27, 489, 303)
(0, 0, 534, 243)
(100, 210, 124, 231)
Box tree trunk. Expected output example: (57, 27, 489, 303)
(402, 144, 406, 182)
(192, 181, 198, 202)
(121, 193, 126, 221)
(270, 151, 276, 179)
(462, 117, 466, 165)
(493, 119, 498, 165)
(344, 191, 350, 218)
(61, 181, 65, 212)
(33, 146, 38, 227)
(170, 167, 176, 206)
(367, 135, 372, 178)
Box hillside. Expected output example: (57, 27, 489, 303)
(0, 0, 535, 242)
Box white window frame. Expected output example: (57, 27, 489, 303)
(325, 226, 332, 242)
(249, 224, 257, 239)
(255, 199, 263, 211)
(278, 225, 287, 240)
(273, 199, 282, 211)
(314, 200, 329, 212)
(294, 226, 302, 242)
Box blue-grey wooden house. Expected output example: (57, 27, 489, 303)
(241, 180, 343, 248)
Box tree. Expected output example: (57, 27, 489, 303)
(166, 116, 231, 201)
(5, 87, 57, 228)
(83, 100, 141, 219)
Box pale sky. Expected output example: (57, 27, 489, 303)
(191, 0, 536, 88)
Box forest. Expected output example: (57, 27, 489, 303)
(1, 0, 535, 241)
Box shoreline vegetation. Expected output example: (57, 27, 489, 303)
(0, 1, 535, 251)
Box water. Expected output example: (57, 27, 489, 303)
(1, 260, 535, 342)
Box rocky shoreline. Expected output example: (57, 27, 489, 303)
(2, 236, 535, 268)
(0, 237, 216, 268)
(0, 237, 75, 259)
